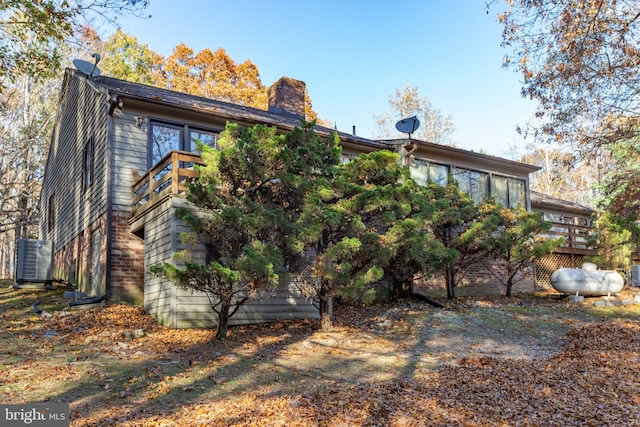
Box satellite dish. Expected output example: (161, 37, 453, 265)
(73, 53, 101, 78)
(395, 116, 420, 135)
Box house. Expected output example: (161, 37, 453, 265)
(39, 69, 590, 327)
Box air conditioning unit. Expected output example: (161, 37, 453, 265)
(15, 239, 54, 286)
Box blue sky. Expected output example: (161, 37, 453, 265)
(115, 0, 537, 157)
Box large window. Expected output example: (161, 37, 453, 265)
(149, 121, 220, 167)
(491, 175, 525, 208)
(453, 167, 489, 204)
(150, 122, 182, 167)
(410, 159, 448, 186)
(406, 158, 528, 209)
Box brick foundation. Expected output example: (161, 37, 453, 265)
(52, 210, 144, 305)
(108, 210, 145, 304)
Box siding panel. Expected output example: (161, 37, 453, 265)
(40, 72, 109, 249)
(142, 196, 318, 328)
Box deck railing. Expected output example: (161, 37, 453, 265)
(541, 221, 596, 255)
(131, 150, 205, 217)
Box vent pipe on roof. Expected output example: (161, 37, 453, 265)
(353, 125, 356, 135)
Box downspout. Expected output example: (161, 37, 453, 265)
(105, 94, 118, 300)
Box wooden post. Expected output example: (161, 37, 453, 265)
(171, 152, 179, 195)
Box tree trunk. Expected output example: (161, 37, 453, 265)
(505, 266, 514, 297)
(445, 268, 456, 299)
(318, 280, 332, 331)
(215, 302, 231, 340)
(505, 274, 513, 297)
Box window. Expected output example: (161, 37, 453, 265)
(190, 128, 218, 150)
(490, 175, 526, 208)
(453, 167, 489, 204)
(149, 121, 220, 167)
(341, 154, 355, 164)
(410, 159, 429, 186)
(428, 163, 448, 186)
(47, 193, 55, 232)
(150, 122, 183, 167)
(83, 136, 94, 191)
(410, 159, 449, 186)
(508, 178, 525, 207)
(492, 176, 508, 207)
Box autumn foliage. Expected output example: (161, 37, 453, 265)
(3, 288, 640, 426)
(500, 0, 640, 151)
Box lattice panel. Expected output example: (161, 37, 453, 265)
(535, 253, 585, 289)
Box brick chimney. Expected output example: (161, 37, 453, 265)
(268, 77, 306, 120)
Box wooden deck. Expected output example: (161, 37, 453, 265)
(542, 222, 596, 255)
(131, 150, 205, 220)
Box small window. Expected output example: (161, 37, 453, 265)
(508, 178, 525, 207)
(83, 136, 94, 191)
(189, 128, 219, 150)
(47, 193, 55, 232)
(492, 176, 509, 207)
(428, 163, 448, 186)
(341, 154, 355, 164)
(410, 159, 429, 186)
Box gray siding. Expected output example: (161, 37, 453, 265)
(40, 73, 109, 250)
(142, 197, 176, 326)
(173, 287, 319, 329)
(111, 110, 148, 211)
(142, 196, 318, 329)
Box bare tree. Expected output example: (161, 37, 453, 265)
(374, 85, 456, 145)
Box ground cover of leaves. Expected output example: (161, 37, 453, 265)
(1, 286, 640, 426)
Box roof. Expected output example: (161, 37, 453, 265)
(75, 70, 388, 151)
(381, 138, 540, 176)
(530, 190, 595, 215)
(69, 70, 540, 174)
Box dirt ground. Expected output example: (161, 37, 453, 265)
(1, 286, 640, 426)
